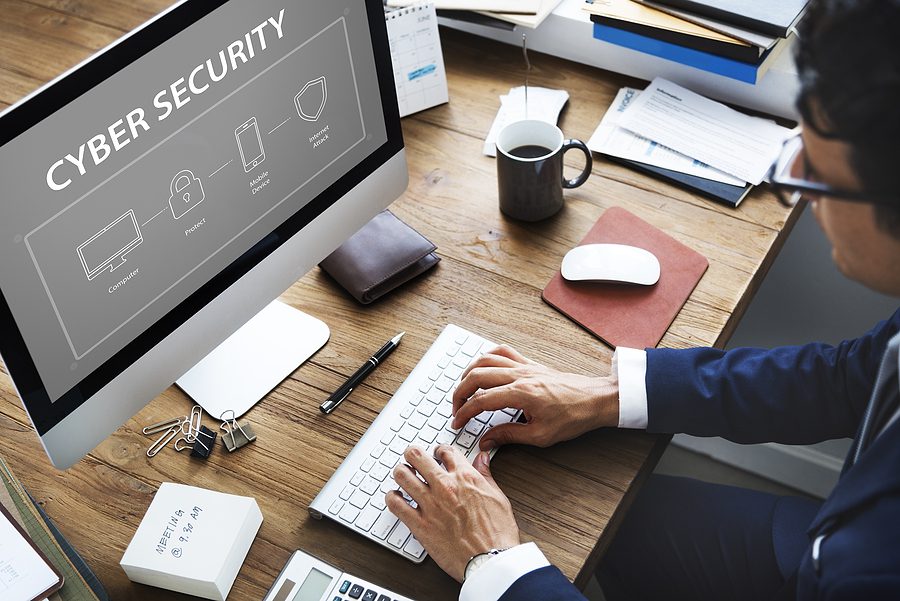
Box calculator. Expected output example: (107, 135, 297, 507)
(263, 550, 416, 601)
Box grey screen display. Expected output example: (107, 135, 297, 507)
(0, 0, 388, 401)
(291, 568, 333, 601)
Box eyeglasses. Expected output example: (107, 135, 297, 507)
(767, 131, 897, 207)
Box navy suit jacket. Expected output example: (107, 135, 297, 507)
(501, 308, 900, 601)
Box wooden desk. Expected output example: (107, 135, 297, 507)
(0, 2, 798, 599)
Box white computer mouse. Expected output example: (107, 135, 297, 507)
(561, 243, 661, 285)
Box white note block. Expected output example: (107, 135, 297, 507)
(121, 483, 263, 601)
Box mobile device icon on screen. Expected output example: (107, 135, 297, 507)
(235, 117, 265, 173)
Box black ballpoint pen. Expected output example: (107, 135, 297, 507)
(320, 332, 405, 414)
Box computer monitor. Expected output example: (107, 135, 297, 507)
(0, 0, 406, 468)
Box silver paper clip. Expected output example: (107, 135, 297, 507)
(142, 417, 182, 436)
(147, 426, 179, 457)
(182, 405, 203, 443)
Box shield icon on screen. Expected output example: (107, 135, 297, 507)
(294, 76, 327, 122)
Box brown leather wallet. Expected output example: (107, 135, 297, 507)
(319, 210, 440, 304)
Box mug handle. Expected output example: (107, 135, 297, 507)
(561, 139, 593, 189)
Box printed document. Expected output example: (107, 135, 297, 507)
(0, 510, 59, 601)
(617, 78, 792, 185)
(589, 87, 745, 186)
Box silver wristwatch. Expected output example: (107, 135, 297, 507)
(464, 548, 508, 582)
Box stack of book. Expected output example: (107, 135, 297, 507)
(584, 0, 808, 83)
(0, 456, 108, 601)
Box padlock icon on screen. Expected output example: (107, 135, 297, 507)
(168, 169, 205, 220)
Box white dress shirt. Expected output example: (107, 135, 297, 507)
(458, 348, 649, 600)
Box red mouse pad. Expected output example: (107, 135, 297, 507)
(542, 207, 709, 349)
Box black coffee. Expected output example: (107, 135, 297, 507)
(509, 144, 552, 159)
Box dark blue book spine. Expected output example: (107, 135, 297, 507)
(592, 23, 760, 83)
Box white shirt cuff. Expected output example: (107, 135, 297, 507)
(613, 347, 649, 429)
(459, 542, 550, 601)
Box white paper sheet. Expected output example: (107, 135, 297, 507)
(589, 87, 745, 186)
(483, 86, 569, 156)
(0, 512, 58, 601)
(617, 78, 792, 185)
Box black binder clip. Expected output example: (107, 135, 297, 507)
(220, 410, 257, 452)
(189, 425, 217, 459)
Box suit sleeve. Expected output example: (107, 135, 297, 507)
(644, 309, 900, 444)
(498, 566, 589, 601)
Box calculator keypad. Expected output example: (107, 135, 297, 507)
(333, 580, 397, 601)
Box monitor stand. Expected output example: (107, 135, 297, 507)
(176, 300, 329, 420)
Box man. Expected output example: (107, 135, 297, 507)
(385, 0, 900, 599)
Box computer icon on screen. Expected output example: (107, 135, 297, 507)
(76, 210, 143, 281)
(0, 0, 406, 468)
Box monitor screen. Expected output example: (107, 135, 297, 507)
(0, 0, 402, 441)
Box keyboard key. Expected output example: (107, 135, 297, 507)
(389, 438, 408, 456)
(426, 388, 444, 404)
(436, 430, 455, 445)
(380, 431, 395, 446)
(380, 477, 397, 494)
(454, 332, 469, 345)
(418, 380, 432, 394)
(408, 412, 427, 430)
(436, 401, 453, 418)
(360, 476, 380, 495)
(417, 401, 437, 417)
(445, 364, 464, 381)
(340, 485, 354, 500)
(445, 422, 461, 435)
(387, 522, 411, 549)
(489, 411, 515, 427)
(349, 489, 370, 509)
(370, 494, 387, 511)
(437, 355, 451, 369)
(370, 463, 390, 482)
(400, 404, 414, 419)
(404, 536, 426, 559)
(377, 595, 392, 601)
(452, 355, 470, 369)
(363, 590, 378, 601)
(461, 339, 483, 357)
(350, 472, 364, 487)
(409, 394, 423, 407)
(379, 451, 401, 468)
(474, 411, 492, 423)
(340, 580, 352, 594)
(349, 584, 364, 599)
(446, 344, 461, 357)
(456, 431, 477, 449)
(371, 510, 399, 540)
(339, 505, 361, 524)
(390, 418, 403, 432)
(360, 457, 375, 473)
(464, 420, 484, 437)
(502, 407, 518, 416)
(428, 367, 441, 381)
(398, 424, 418, 442)
(370, 445, 385, 459)
(435, 376, 454, 392)
(355, 505, 381, 532)
(329, 500, 344, 515)
(428, 414, 447, 430)
(418, 426, 439, 444)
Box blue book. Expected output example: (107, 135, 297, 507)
(592, 23, 772, 84)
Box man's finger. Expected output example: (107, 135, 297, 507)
(459, 352, 520, 383)
(479, 422, 534, 451)
(472, 451, 496, 484)
(403, 445, 444, 484)
(488, 344, 535, 365)
(386, 490, 419, 528)
(452, 367, 519, 417)
(393, 462, 428, 498)
(452, 384, 523, 429)
(433, 444, 464, 472)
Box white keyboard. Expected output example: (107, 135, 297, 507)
(309, 324, 522, 563)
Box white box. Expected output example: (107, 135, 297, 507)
(121, 483, 263, 600)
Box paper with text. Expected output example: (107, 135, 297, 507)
(484, 86, 569, 156)
(617, 78, 792, 185)
(0, 511, 59, 601)
(589, 87, 745, 186)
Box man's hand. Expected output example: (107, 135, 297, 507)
(386, 445, 520, 582)
(452, 345, 619, 451)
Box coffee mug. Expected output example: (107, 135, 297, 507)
(496, 120, 593, 221)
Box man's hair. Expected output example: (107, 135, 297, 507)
(795, 0, 900, 236)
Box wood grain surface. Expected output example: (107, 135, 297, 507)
(0, 2, 798, 599)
